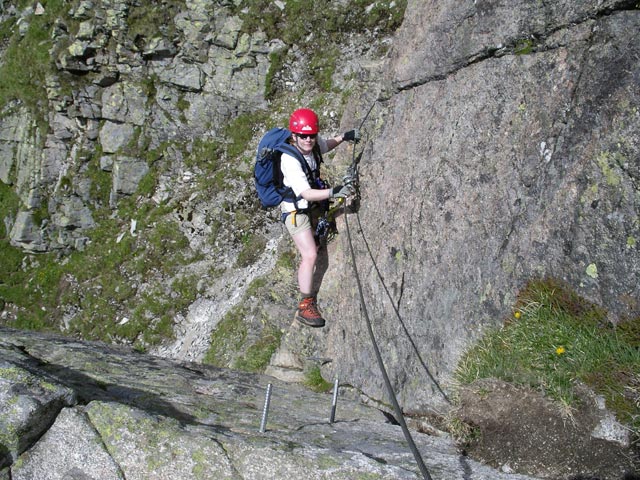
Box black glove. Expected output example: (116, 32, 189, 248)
(331, 184, 355, 199)
(342, 129, 360, 143)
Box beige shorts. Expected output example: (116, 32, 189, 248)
(283, 210, 312, 236)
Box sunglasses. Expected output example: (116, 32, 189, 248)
(296, 133, 317, 140)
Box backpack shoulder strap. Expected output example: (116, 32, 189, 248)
(312, 143, 323, 167)
(277, 143, 314, 183)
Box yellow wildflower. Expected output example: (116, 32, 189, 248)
(556, 346, 566, 355)
(514, 311, 521, 319)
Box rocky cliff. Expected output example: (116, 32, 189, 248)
(1, 0, 639, 478)
(0, 326, 541, 479)
(319, 0, 640, 411)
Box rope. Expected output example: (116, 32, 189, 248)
(349, 99, 450, 403)
(354, 213, 452, 405)
(343, 205, 433, 480)
(339, 99, 433, 480)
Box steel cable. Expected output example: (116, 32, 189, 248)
(353, 212, 452, 405)
(342, 204, 433, 480)
(338, 99, 433, 480)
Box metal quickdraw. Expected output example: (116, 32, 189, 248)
(314, 102, 375, 245)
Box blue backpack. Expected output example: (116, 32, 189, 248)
(254, 128, 316, 209)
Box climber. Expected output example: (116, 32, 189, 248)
(281, 108, 359, 328)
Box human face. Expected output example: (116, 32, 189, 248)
(294, 133, 317, 154)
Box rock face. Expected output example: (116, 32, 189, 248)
(0, 0, 275, 253)
(1, 0, 639, 477)
(318, 0, 640, 413)
(0, 327, 539, 479)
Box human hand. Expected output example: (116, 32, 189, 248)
(342, 129, 360, 143)
(331, 184, 355, 199)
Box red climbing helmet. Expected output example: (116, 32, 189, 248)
(289, 108, 319, 134)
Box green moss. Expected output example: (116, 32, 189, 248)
(234, 325, 282, 373)
(596, 151, 622, 187)
(580, 183, 599, 206)
(316, 454, 342, 470)
(176, 95, 190, 113)
(236, 233, 267, 268)
(0, 366, 22, 381)
(191, 448, 209, 478)
(304, 366, 332, 393)
(585, 263, 598, 279)
(515, 38, 534, 55)
(203, 306, 248, 367)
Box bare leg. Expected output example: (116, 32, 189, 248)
(291, 228, 318, 295)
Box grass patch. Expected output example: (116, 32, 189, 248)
(236, 233, 267, 268)
(86, 150, 112, 206)
(0, 182, 21, 236)
(304, 366, 332, 393)
(236, 0, 406, 46)
(234, 0, 406, 96)
(202, 305, 248, 368)
(265, 50, 287, 100)
(0, 182, 64, 329)
(0, 247, 64, 331)
(309, 46, 338, 92)
(234, 325, 282, 373)
(0, 0, 69, 124)
(276, 250, 296, 271)
(455, 278, 640, 436)
(202, 279, 284, 373)
(186, 138, 223, 173)
(224, 110, 270, 159)
(127, 0, 184, 44)
(1, 178, 194, 350)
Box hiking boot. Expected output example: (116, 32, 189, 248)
(295, 297, 325, 328)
